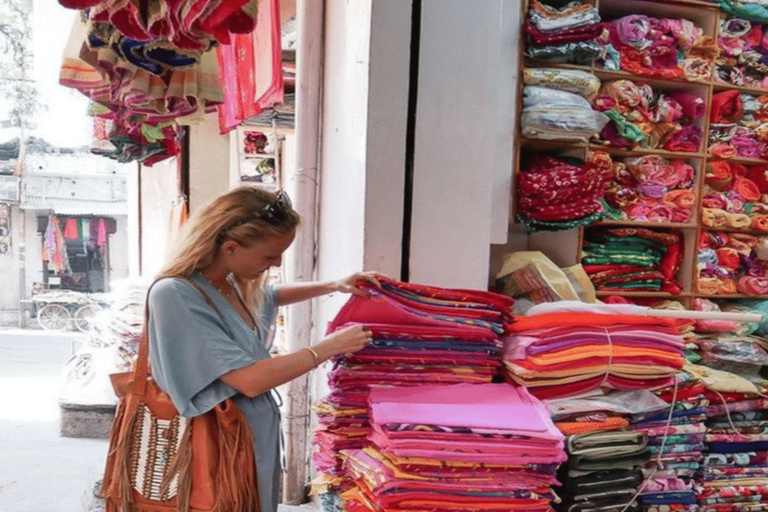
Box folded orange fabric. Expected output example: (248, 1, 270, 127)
(555, 417, 630, 436)
(508, 312, 681, 332)
(752, 216, 768, 232)
(733, 177, 762, 202)
(707, 161, 733, 190)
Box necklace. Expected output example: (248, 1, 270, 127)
(210, 276, 258, 330)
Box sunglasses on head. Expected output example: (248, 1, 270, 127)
(220, 190, 293, 239)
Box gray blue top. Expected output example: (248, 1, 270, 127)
(147, 273, 281, 512)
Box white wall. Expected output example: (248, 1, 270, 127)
(108, 215, 129, 284)
(139, 158, 180, 278)
(189, 113, 231, 212)
(409, 0, 518, 289)
(316, 0, 411, 344)
(0, 205, 23, 324)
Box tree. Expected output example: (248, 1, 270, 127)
(0, 0, 40, 132)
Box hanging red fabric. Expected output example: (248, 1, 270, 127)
(216, 0, 284, 134)
(64, 218, 79, 240)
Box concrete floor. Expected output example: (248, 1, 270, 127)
(0, 328, 319, 512)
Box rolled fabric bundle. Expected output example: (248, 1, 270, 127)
(730, 233, 760, 252)
(680, 57, 711, 82)
(605, 184, 639, 209)
(670, 206, 693, 224)
(716, 247, 742, 270)
(664, 125, 701, 152)
(749, 215, 768, 233)
(732, 134, 766, 158)
(724, 211, 752, 229)
(706, 161, 734, 190)
(703, 231, 729, 249)
(646, 204, 674, 223)
(701, 208, 727, 228)
(701, 193, 728, 210)
(626, 201, 653, 221)
(697, 278, 720, 295)
(698, 248, 719, 267)
(718, 278, 738, 295)
(664, 189, 696, 209)
(667, 91, 707, 119)
(708, 143, 738, 158)
(733, 177, 763, 201)
(747, 164, 768, 193)
(755, 238, 768, 260)
(710, 90, 743, 124)
(738, 276, 768, 295)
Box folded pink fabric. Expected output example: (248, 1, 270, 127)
(369, 383, 563, 439)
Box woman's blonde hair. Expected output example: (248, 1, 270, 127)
(157, 187, 300, 319)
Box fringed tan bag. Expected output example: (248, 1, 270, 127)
(101, 281, 260, 512)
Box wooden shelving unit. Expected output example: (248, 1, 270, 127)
(515, 0, 768, 306)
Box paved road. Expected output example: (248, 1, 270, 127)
(0, 329, 320, 512)
(0, 328, 109, 512)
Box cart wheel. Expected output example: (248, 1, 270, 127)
(73, 304, 102, 333)
(37, 304, 72, 331)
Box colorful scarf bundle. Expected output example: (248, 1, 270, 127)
(516, 154, 610, 231)
(715, 16, 768, 89)
(592, 80, 704, 152)
(709, 91, 768, 159)
(598, 152, 696, 223)
(702, 161, 768, 232)
(698, 230, 768, 295)
(582, 227, 684, 293)
(595, 14, 711, 81)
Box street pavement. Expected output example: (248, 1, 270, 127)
(0, 328, 319, 512)
(0, 328, 107, 512)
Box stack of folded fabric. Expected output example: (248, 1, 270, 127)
(595, 14, 713, 81)
(502, 302, 686, 400)
(548, 390, 672, 512)
(702, 160, 768, 233)
(715, 17, 768, 89)
(581, 227, 684, 293)
(591, 79, 705, 152)
(597, 151, 697, 224)
(524, 0, 604, 65)
(699, 396, 768, 511)
(339, 383, 567, 512)
(709, 90, 768, 160)
(630, 374, 708, 511)
(313, 278, 514, 480)
(516, 153, 611, 232)
(521, 85, 609, 142)
(698, 231, 768, 296)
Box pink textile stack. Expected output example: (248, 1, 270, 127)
(338, 383, 566, 512)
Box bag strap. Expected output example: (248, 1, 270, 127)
(132, 276, 223, 397)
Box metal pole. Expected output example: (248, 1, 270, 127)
(283, 0, 324, 504)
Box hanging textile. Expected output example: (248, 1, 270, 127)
(97, 218, 107, 248)
(63, 218, 79, 240)
(43, 215, 72, 275)
(216, 0, 283, 133)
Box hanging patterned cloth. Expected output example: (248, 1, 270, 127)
(43, 215, 72, 275)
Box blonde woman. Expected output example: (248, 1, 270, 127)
(147, 187, 375, 512)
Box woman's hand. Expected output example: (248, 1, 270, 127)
(334, 271, 386, 297)
(313, 324, 373, 361)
